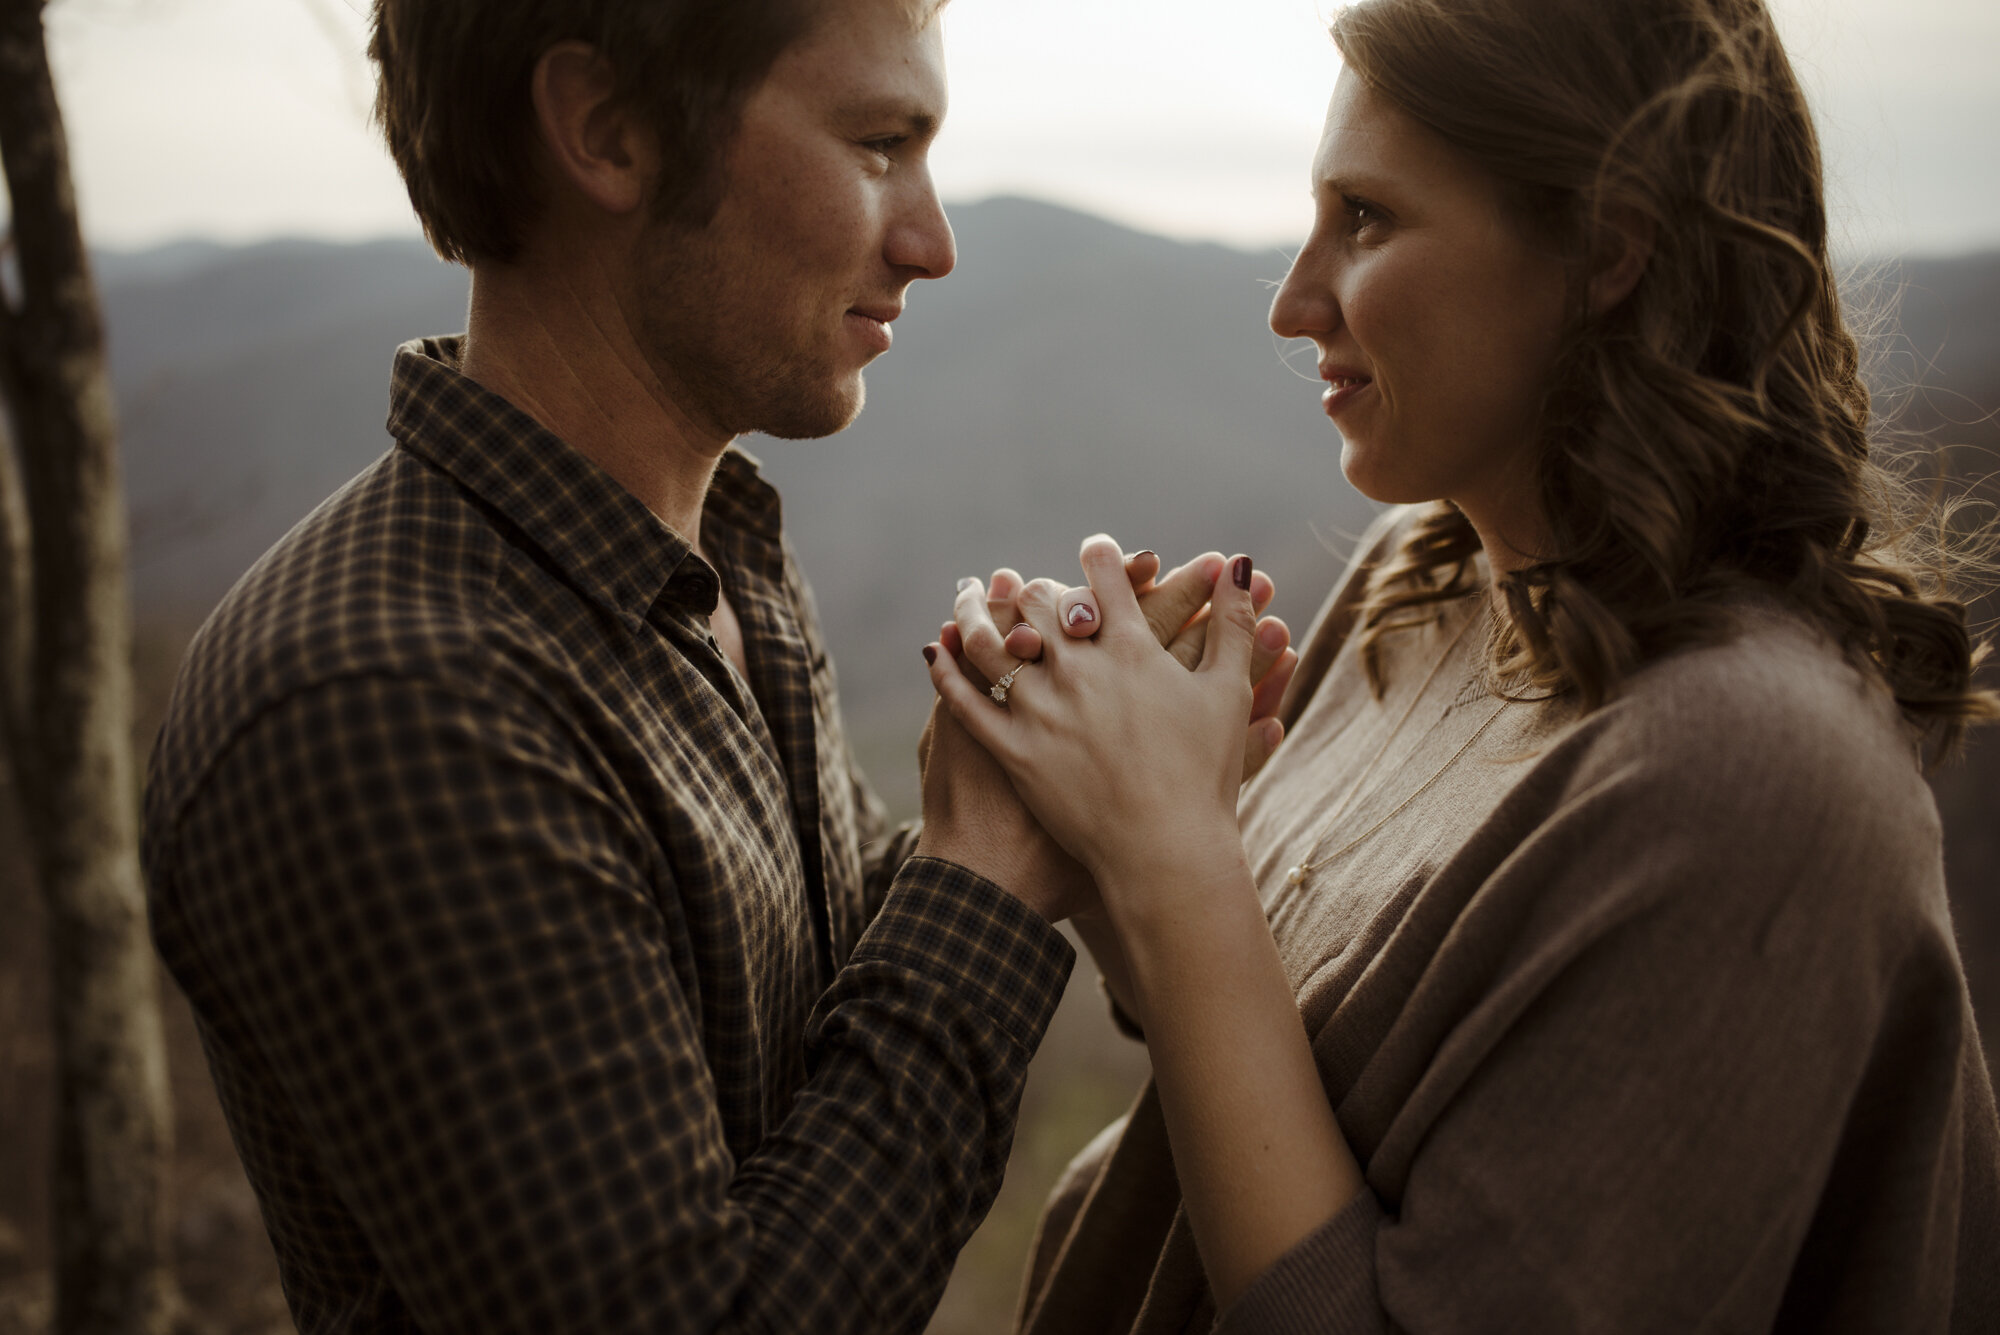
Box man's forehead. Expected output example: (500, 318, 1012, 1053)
(775, 0, 948, 107)
(802, 0, 950, 43)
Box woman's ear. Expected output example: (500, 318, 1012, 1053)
(531, 41, 657, 217)
(1587, 205, 1655, 316)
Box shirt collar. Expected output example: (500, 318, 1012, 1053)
(385, 336, 783, 623)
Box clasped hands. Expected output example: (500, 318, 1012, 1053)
(912, 535, 1296, 935)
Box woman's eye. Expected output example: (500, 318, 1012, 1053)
(1342, 195, 1384, 232)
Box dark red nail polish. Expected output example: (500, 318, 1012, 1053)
(1232, 556, 1253, 590)
(923, 645, 938, 665)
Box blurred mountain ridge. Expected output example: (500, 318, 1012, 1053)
(103, 197, 2000, 754)
(107, 197, 1374, 754)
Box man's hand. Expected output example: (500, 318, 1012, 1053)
(913, 695, 1095, 922)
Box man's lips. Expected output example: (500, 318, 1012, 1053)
(847, 305, 900, 353)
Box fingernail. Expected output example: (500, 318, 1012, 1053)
(1066, 602, 1097, 628)
(957, 577, 977, 592)
(923, 645, 938, 665)
(1132, 550, 1157, 563)
(1233, 556, 1254, 590)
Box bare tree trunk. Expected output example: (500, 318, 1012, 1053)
(0, 3, 176, 1333)
(0, 364, 28, 752)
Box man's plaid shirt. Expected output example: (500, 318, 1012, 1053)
(143, 338, 1074, 1334)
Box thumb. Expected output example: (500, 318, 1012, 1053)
(1199, 555, 1258, 680)
(1138, 554, 1225, 654)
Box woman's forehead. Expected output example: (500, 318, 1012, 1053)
(1313, 71, 1467, 197)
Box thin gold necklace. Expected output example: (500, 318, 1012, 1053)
(1282, 607, 1508, 889)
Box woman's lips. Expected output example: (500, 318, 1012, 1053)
(1321, 373, 1373, 417)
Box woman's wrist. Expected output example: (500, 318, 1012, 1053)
(1106, 850, 1366, 1307)
(1096, 840, 1263, 987)
(1070, 908, 1145, 1032)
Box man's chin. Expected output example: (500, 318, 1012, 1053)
(755, 376, 866, 442)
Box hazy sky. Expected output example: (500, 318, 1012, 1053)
(39, 0, 2000, 257)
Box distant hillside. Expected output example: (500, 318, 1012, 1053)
(101, 202, 2000, 786)
(105, 199, 1374, 751)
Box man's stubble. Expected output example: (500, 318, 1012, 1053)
(632, 220, 867, 446)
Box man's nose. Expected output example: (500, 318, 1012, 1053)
(889, 170, 957, 280)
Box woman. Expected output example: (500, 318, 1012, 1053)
(926, 0, 2000, 1329)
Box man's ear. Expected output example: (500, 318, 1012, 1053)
(1586, 205, 1654, 316)
(531, 41, 656, 217)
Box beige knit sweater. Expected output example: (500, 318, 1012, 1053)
(1017, 510, 2000, 1334)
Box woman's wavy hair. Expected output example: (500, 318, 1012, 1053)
(1333, 0, 1997, 758)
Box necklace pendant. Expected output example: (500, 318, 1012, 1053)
(1285, 865, 1307, 887)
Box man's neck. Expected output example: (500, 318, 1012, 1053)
(459, 256, 728, 549)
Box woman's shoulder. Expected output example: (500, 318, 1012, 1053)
(1553, 596, 1945, 927)
(1605, 597, 1921, 788)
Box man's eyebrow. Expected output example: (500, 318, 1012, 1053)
(836, 98, 942, 137)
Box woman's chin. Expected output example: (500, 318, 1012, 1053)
(1339, 448, 1438, 509)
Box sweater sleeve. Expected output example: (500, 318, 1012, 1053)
(1222, 660, 1993, 1334)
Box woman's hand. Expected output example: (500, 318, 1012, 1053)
(927, 535, 1264, 926)
(911, 548, 1201, 924)
(952, 549, 1298, 783)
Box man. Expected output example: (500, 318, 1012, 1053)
(143, 1, 1282, 1330)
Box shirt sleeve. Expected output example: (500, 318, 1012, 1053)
(848, 746, 923, 923)
(1218, 708, 1980, 1334)
(154, 669, 1073, 1335)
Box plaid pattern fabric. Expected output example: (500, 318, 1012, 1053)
(143, 338, 1074, 1334)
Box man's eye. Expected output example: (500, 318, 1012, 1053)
(863, 135, 909, 156)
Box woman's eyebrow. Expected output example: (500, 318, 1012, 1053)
(1316, 170, 1392, 198)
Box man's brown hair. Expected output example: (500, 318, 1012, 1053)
(369, 0, 816, 265)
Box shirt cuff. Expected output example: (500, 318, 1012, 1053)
(1215, 1189, 1386, 1335)
(857, 855, 1075, 1053)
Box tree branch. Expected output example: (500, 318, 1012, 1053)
(0, 345, 31, 784)
(0, 255, 32, 782)
(0, 0, 125, 806)
(0, 4, 176, 1332)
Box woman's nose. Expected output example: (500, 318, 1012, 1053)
(1269, 243, 1335, 341)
